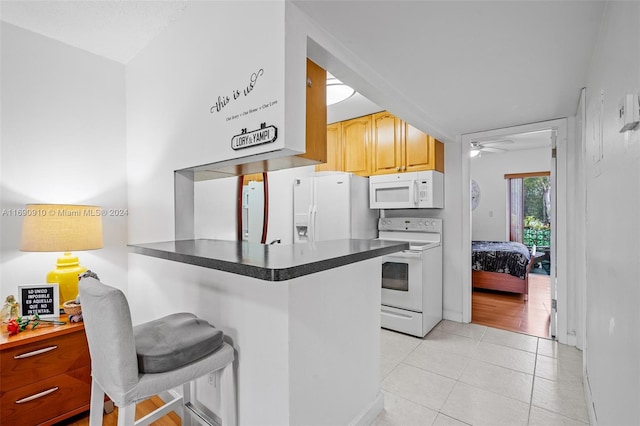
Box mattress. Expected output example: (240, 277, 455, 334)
(472, 241, 531, 279)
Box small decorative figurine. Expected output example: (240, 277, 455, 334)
(1, 295, 20, 323)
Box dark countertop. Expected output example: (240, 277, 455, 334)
(129, 239, 408, 282)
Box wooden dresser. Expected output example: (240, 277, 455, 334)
(0, 315, 91, 426)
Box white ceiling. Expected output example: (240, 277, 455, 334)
(0, 0, 606, 141)
(0, 0, 189, 64)
(294, 0, 606, 138)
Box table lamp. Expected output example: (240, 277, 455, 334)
(20, 204, 103, 308)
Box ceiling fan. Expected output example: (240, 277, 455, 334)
(469, 139, 514, 157)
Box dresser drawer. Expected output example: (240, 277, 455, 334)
(0, 330, 90, 391)
(0, 366, 91, 426)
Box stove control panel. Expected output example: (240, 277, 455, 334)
(378, 217, 442, 233)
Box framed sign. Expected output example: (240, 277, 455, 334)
(18, 284, 59, 319)
(231, 123, 278, 150)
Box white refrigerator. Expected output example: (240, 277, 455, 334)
(293, 173, 378, 243)
(241, 180, 264, 243)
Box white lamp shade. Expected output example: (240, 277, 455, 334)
(20, 204, 103, 252)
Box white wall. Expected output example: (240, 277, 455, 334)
(582, 2, 640, 424)
(471, 147, 550, 241)
(126, 1, 287, 245)
(194, 178, 238, 242)
(124, 3, 319, 420)
(441, 142, 464, 321)
(0, 23, 128, 297)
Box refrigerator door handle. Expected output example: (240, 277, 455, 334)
(307, 205, 314, 243)
(311, 205, 318, 243)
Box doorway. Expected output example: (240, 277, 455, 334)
(462, 119, 568, 341)
(469, 132, 553, 338)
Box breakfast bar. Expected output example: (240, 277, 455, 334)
(128, 238, 407, 425)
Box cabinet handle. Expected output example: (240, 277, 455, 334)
(14, 345, 58, 359)
(307, 78, 312, 88)
(396, 167, 400, 171)
(402, 166, 406, 171)
(15, 387, 59, 404)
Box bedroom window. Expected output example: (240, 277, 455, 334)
(506, 172, 551, 247)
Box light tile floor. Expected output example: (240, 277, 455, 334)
(375, 321, 589, 426)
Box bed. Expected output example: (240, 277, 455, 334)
(472, 241, 535, 301)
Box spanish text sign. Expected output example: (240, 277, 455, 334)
(19, 284, 59, 318)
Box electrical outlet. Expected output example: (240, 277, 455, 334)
(208, 372, 216, 387)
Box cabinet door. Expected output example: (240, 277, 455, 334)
(341, 115, 371, 176)
(316, 122, 343, 172)
(242, 173, 264, 184)
(300, 58, 327, 163)
(371, 112, 402, 175)
(403, 123, 445, 172)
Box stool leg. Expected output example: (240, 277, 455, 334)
(220, 363, 236, 426)
(89, 380, 105, 426)
(182, 382, 192, 426)
(117, 403, 135, 426)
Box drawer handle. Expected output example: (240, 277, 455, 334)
(15, 387, 59, 404)
(14, 345, 58, 359)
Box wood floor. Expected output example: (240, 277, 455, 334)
(472, 272, 551, 338)
(56, 396, 181, 426)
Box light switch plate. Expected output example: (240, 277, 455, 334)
(618, 93, 640, 132)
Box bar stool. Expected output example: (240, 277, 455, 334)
(79, 277, 236, 426)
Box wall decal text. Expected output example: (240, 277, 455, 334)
(210, 68, 265, 114)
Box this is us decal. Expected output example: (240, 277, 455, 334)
(232, 123, 278, 150)
(210, 68, 265, 115)
(209, 67, 280, 149)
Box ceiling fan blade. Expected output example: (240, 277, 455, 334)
(480, 139, 514, 147)
(481, 147, 506, 153)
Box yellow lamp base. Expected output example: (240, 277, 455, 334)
(46, 252, 87, 309)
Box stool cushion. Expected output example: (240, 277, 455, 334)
(134, 313, 224, 374)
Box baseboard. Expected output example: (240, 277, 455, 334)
(349, 391, 384, 426)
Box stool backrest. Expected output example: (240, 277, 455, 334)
(79, 277, 139, 396)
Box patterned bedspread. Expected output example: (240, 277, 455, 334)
(472, 241, 531, 279)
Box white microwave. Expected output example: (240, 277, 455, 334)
(369, 171, 444, 209)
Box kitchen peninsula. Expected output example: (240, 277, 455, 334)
(129, 238, 407, 425)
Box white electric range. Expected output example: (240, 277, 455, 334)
(376, 217, 443, 337)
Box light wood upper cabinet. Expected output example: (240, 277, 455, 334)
(403, 122, 445, 173)
(371, 114, 445, 175)
(242, 173, 264, 184)
(371, 111, 402, 174)
(299, 58, 327, 164)
(341, 115, 372, 176)
(314, 111, 444, 176)
(316, 122, 343, 172)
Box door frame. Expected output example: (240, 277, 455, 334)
(461, 118, 572, 344)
